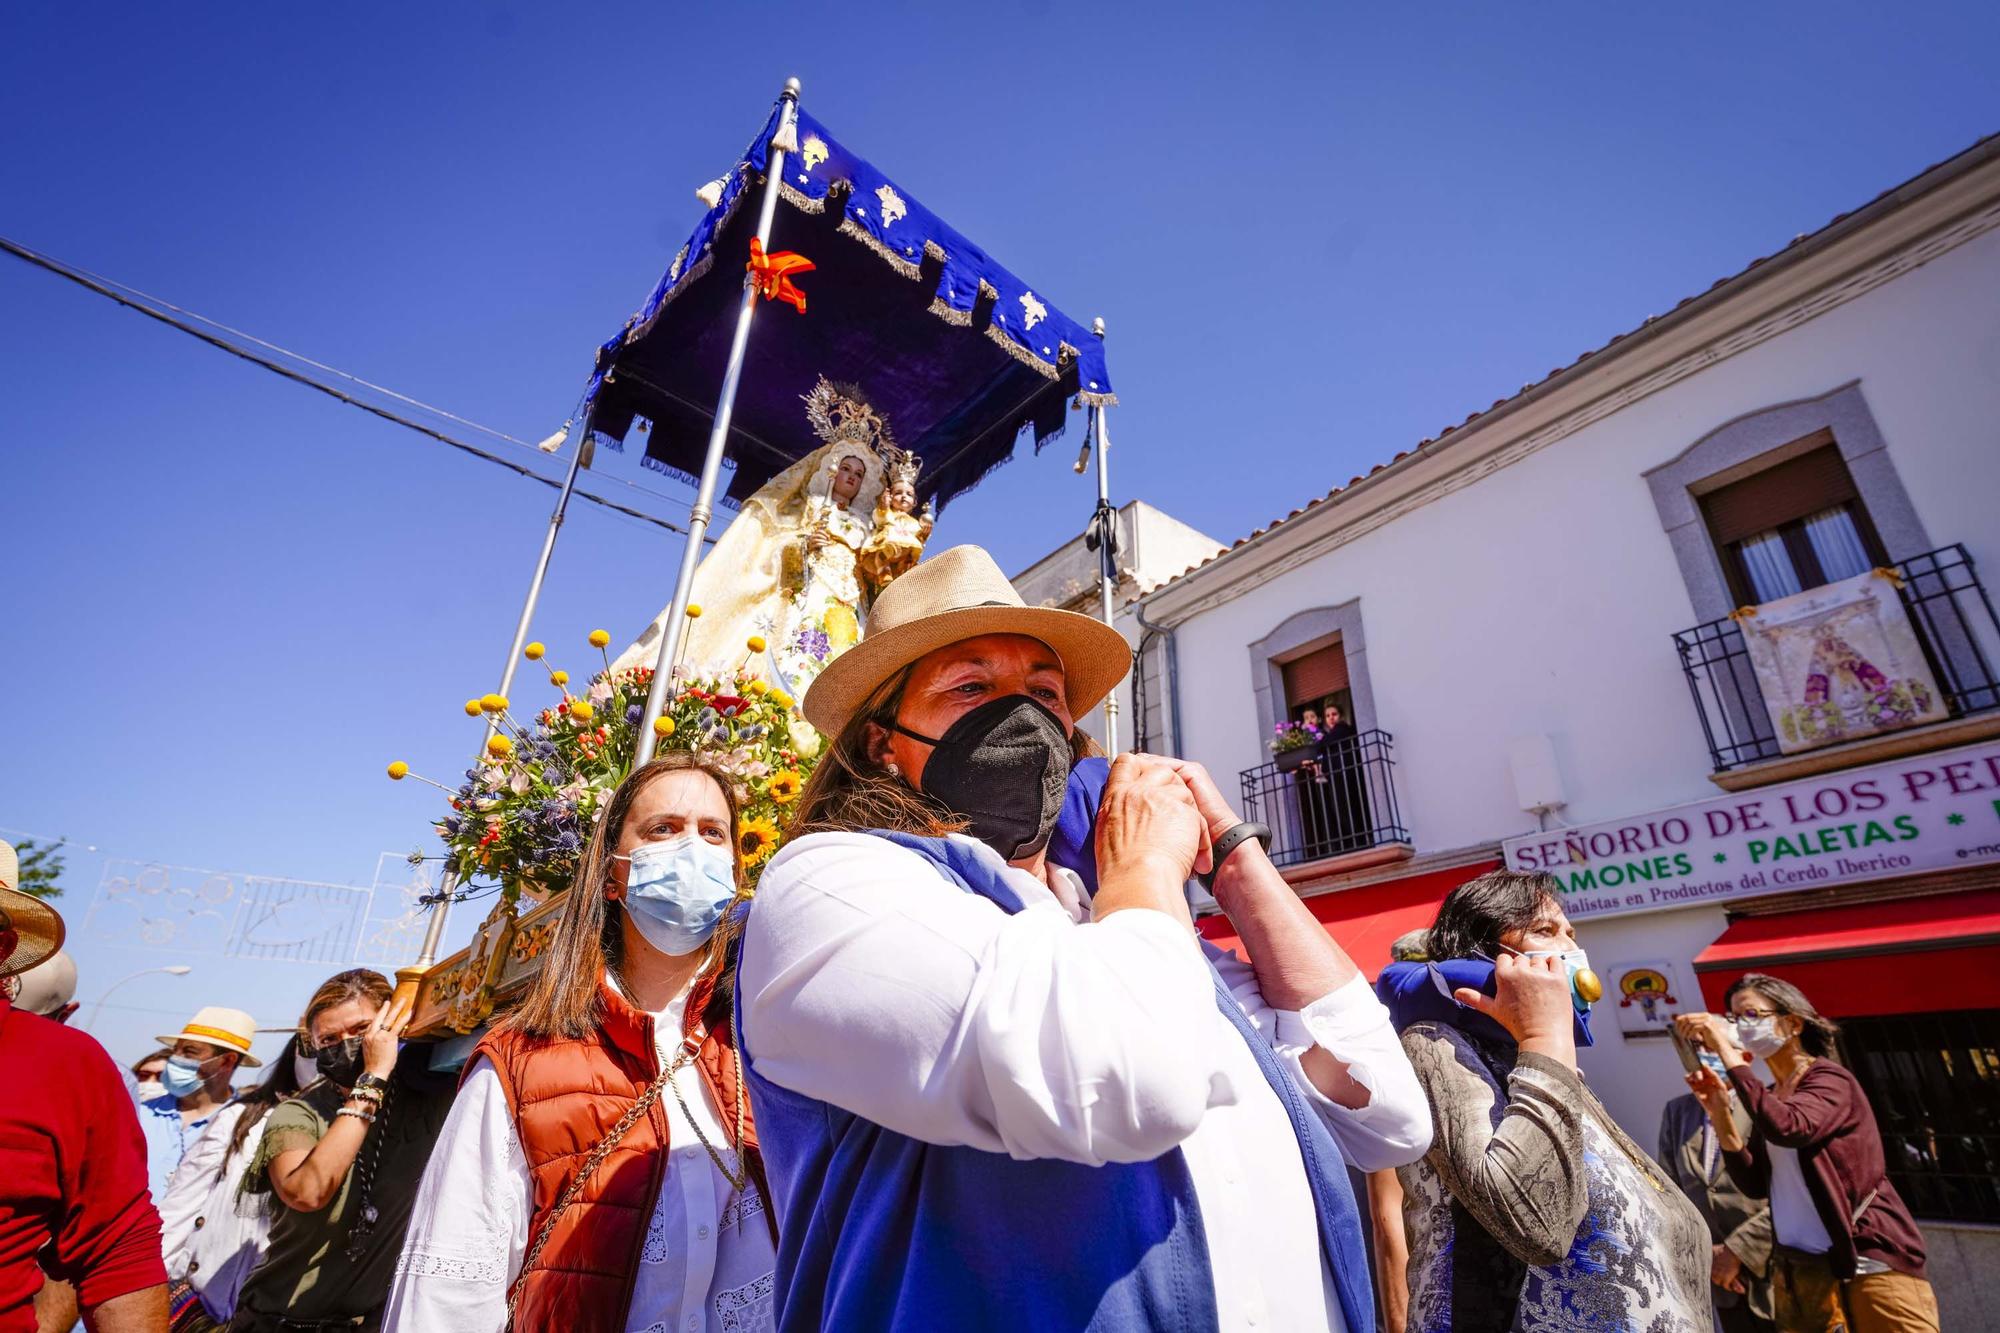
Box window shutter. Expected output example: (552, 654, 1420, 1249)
(1283, 645, 1349, 707)
(1700, 445, 1859, 546)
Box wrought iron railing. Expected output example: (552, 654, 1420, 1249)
(1239, 729, 1410, 869)
(1674, 544, 2000, 772)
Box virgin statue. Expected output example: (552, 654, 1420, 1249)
(614, 379, 926, 715)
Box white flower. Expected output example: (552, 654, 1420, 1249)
(588, 679, 614, 705)
(509, 770, 530, 795)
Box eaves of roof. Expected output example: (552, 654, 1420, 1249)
(1136, 131, 2000, 609)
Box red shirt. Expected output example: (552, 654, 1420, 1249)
(0, 996, 166, 1330)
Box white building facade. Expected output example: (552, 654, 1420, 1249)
(1129, 136, 2000, 1319)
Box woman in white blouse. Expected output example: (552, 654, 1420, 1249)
(736, 545, 1433, 1331)
(384, 753, 775, 1333)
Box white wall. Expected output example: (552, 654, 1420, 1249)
(1163, 223, 2000, 858)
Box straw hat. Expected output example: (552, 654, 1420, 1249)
(803, 544, 1130, 738)
(156, 1005, 264, 1067)
(0, 840, 65, 981)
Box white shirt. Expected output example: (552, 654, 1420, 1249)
(1768, 1144, 1835, 1253)
(159, 1102, 276, 1321)
(382, 983, 777, 1333)
(739, 832, 1432, 1333)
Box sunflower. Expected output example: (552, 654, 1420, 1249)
(766, 770, 804, 804)
(738, 815, 781, 865)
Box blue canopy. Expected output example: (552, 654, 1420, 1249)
(583, 101, 1116, 513)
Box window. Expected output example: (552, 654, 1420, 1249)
(1841, 1009, 2000, 1225)
(1699, 441, 1888, 606)
(1283, 642, 1352, 731)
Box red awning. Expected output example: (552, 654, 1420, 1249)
(1198, 859, 1501, 980)
(1693, 888, 2000, 1018)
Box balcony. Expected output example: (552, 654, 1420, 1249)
(1675, 544, 2000, 781)
(1239, 729, 1412, 871)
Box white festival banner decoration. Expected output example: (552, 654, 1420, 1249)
(1504, 737, 2000, 921)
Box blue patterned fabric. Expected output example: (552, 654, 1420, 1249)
(584, 99, 1115, 514)
(1376, 959, 1596, 1048)
(738, 830, 1374, 1331)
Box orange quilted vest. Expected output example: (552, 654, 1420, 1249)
(475, 972, 756, 1332)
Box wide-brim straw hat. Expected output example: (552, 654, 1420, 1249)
(156, 1005, 264, 1066)
(803, 544, 1131, 739)
(0, 840, 64, 981)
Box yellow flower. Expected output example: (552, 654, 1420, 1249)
(766, 770, 803, 804)
(386, 761, 410, 781)
(746, 634, 767, 653)
(745, 680, 768, 696)
(738, 815, 780, 865)
(588, 629, 611, 648)
(550, 670, 570, 686)
(570, 701, 595, 723)
(654, 717, 676, 737)
(464, 699, 483, 717)
(487, 735, 514, 758)
(524, 642, 545, 661)
(481, 693, 509, 714)
(770, 689, 794, 709)
(686, 604, 703, 619)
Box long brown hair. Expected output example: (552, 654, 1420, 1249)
(788, 658, 1100, 841)
(1726, 971, 1843, 1061)
(232, 968, 392, 1157)
(509, 753, 745, 1040)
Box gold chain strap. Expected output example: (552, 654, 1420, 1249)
(504, 1062, 674, 1327)
(668, 1042, 748, 1191)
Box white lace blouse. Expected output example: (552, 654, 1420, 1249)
(381, 984, 776, 1333)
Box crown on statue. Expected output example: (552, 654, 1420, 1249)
(803, 377, 895, 454)
(882, 444, 922, 491)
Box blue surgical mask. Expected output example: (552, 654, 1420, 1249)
(160, 1055, 209, 1098)
(617, 835, 737, 957)
(1494, 943, 1601, 1014)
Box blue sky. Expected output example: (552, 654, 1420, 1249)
(5, 3, 1996, 1064)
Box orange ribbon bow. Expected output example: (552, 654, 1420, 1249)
(747, 237, 814, 314)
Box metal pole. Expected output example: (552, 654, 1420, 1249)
(412, 401, 597, 970)
(634, 77, 802, 766)
(1089, 317, 1120, 753)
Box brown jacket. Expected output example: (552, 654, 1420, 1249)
(1724, 1060, 1926, 1280)
(474, 974, 759, 1331)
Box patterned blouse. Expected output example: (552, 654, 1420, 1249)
(1398, 1022, 1712, 1332)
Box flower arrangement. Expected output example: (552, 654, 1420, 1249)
(389, 622, 819, 907)
(1269, 720, 1323, 755)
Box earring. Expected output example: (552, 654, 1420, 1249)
(885, 760, 901, 777)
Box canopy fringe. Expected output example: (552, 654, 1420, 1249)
(926, 297, 973, 327)
(836, 216, 923, 279)
(779, 181, 826, 215)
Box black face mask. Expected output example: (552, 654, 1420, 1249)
(893, 694, 1072, 861)
(315, 1035, 365, 1088)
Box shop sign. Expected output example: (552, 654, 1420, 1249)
(1503, 736, 2000, 921)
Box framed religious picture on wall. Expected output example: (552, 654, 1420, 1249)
(1734, 568, 1947, 755)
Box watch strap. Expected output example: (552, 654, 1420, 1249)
(1198, 821, 1272, 892)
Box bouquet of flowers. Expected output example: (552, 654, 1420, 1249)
(389, 622, 818, 906)
(1269, 719, 1323, 755)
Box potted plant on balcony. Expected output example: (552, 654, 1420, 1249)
(1269, 719, 1323, 773)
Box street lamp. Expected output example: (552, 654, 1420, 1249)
(85, 964, 193, 1036)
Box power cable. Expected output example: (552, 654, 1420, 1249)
(0, 236, 713, 542)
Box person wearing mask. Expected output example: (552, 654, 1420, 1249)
(1655, 1091, 1774, 1332)
(737, 546, 1432, 1330)
(1677, 975, 1938, 1332)
(0, 839, 168, 1332)
(384, 753, 776, 1332)
(227, 970, 451, 1333)
(130, 1050, 173, 1102)
(4, 948, 79, 1024)
(136, 1008, 260, 1207)
(158, 1034, 313, 1330)
(1378, 869, 1712, 1331)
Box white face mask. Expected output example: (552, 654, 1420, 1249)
(616, 834, 738, 957)
(135, 1079, 165, 1101)
(293, 1049, 322, 1089)
(1734, 1014, 1789, 1057)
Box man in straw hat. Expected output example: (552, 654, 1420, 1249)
(735, 545, 1431, 1330)
(0, 838, 170, 1331)
(137, 1005, 261, 1208)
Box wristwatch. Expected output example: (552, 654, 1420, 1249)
(1198, 821, 1272, 893)
(352, 1072, 390, 1097)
